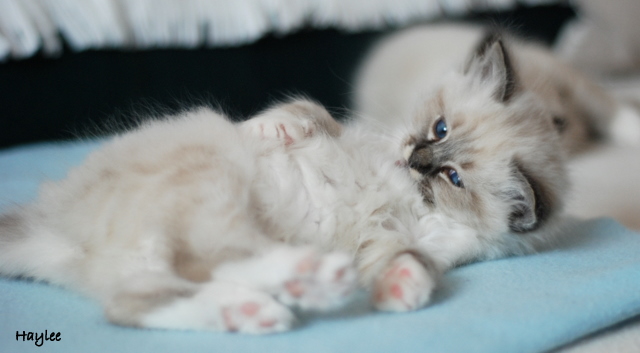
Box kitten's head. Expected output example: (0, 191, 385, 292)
(400, 35, 567, 235)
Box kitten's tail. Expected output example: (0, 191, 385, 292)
(0, 208, 80, 285)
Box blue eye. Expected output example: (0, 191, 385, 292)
(443, 167, 463, 188)
(434, 118, 448, 140)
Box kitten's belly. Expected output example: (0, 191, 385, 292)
(254, 147, 354, 249)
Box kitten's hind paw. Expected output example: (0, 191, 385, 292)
(276, 249, 358, 311)
(373, 253, 435, 312)
(214, 246, 358, 312)
(221, 297, 295, 334)
(139, 282, 295, 334)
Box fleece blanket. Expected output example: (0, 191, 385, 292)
(1, 140, 640, 353)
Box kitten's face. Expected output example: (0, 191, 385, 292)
(399, 38, 567, 235)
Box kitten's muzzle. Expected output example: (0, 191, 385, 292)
(408, 146, 436, 175)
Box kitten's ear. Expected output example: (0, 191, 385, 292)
(507, 163, 552, 233)
(464, 33, 517, 103)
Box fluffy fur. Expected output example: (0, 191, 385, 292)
(1, 32, 570, 334)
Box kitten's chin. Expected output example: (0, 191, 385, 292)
(395, 159, 423, 182)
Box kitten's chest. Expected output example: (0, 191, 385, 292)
(252, 137, 422, 249)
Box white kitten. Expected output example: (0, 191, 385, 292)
(1, 34, 568, 334)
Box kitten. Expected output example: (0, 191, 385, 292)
(0, 35, 566, 334)
(354, 24, 618, 155)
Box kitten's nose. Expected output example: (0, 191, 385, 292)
(408, 146, 434, 174)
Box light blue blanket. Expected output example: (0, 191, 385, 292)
(1, 141, 640, 353)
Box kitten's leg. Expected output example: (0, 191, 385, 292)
(106, 245, 357, 333)
(213, 245, 358, 310)
(240, 99, 342, 145)
(355, 235, 439, 312)
(105, 272, 295, 334)
(371, 212, 511, 313)
(365, 213, 503, 312)
(414, 213, 505, 274)
(372, 253, 437, 312)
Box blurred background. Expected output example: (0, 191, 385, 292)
(0, 0, 582, 149)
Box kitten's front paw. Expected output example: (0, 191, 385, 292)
(242, 112, 316, 146)
(373, 253, 435, 312)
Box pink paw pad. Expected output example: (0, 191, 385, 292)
(274, 249, 357, 311)
(390, 284, 404, 299)
(285, 280, 305, 298)
(240, 302, 260, 316)
(279, 124, 295, 146)
(295, 255, 319, 274)
(373, 254, 435, 312)
(221, 299, 293, 334)
(259, 319, 277, 328)
(334, 268, 347, 282)
(399, 268, 412, 278)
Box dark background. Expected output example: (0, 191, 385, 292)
(0, 4, 575, 149)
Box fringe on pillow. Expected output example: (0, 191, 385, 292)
(0, 0, 558, 60)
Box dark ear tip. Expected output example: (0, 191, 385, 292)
(464, 32, 497, 74)
(465, 28, 518, 103)
(475, 30, 505, 58)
